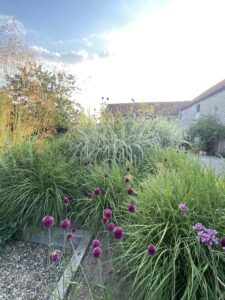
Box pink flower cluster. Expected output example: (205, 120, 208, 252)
(192, 223, 218, 247)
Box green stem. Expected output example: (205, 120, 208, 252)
(70, 239, 93, 300)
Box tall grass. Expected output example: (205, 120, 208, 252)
(0, 138, 78, 243)
(116, 157, 225, 299)
(61, 114, 184, 164)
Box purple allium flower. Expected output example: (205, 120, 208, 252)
(107, 223, 115, 232)
(197, 228, 218, 247)
(60, 219, 71, 230)
(113, 226, 124, 240)
(147, 244, 157, 256)
(128, 203, 136, 213)
(127, 187, 134, 196)
(50, 250, 61, 263)
(87, 192, 94, 198)
(102, 217, 108, 225)
(66, 232, 73, 239)
(63, 196, 70, 206)
(124, 175, 131, 183)
(42, 215, 55, 229)
(92, 246, 102, 259)
(220, 237, 225, 250)
(92, 239, 100, 249)
(71, 227, 77, 233)
(178, 203, 189, 213)
(104, 208, 112, 219)
(94, 187, 101, 197)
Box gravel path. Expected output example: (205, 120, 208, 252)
(0, 240, 71, 300)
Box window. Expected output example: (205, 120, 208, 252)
(196, 104, 200, 113)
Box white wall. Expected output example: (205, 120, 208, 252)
(179, 89, 225, 130)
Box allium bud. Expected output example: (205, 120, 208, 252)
(50, 250, 61, 263)
(102, 217, 108, 225)
(128, 203, 136, 213)
(104, 208, 112, 219)
(66, 232, 73, 239)
(220, 237, 225, 250)
(107, 223, 115, 232)
(63, 196, 70, 205)
(113, 226, 124, 240)
(127, 187, 134, 196)
(94, 187, 101, 196)
(92, 239, 100, 249)
(124, 175, 131, 183)
(42, 215, 55, 229)
(87, 192, 93, 198)
(147, 244, 157, 256)
(60, 219, 71, 230)
(71, 227, 77, 233)
(92, 246, 102, 259)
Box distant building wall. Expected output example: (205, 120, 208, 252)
(179, 88, 225, 130)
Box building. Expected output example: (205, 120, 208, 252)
(106, 101, 190, 119)
(180, 79, 225, 153)
(180, 79, 225, 129)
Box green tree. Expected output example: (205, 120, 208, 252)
(188, 115, 225, 153)
(4, 63, 81, 135)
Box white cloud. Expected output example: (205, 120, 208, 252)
(70, 0, 225, 111)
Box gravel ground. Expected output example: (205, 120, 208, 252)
(0, 240, 71, 300)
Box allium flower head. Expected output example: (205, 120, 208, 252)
(178, 203, 189, 213)
(113, 226, 124, 240)
(104, 208, 112, 219)
(71, 227, 77, 233)
(60, 219, 71, 230)
(107, 223, 115, 232)
(192, 223, 206, 231)
(42, 215, 55, 229)
(102, 217, 108, 225)
(92, 239, 100, 249)
(63, 196, 70, 206)
(220, 237, 225, 250)
(50, 250, 61, 263)
(66, 232, 73, 239)
(94, 187, 101, 196)
(147, 244, 157, 256)
(92, 246, 102, 259)
(127, 187, 134, 196)
(128, 203, 136, 213)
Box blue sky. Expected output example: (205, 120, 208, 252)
(0, 0, 164, 53)
(1, 0, 225, 110)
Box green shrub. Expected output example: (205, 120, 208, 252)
(62, 115, 183, 164)
(0, 138, 78, 244)
(116, 158, 225, 299)
(188, 116, 225, 153)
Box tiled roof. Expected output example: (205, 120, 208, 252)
(106, 101, 191, 116)
(181, 79, 225, 110)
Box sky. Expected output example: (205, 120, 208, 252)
(1, 0, 225, 110)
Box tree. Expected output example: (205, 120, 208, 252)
(188, 115, 225, 153)
(3, 63, 81, 135)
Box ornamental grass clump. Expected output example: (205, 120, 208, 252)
(116, 156, 225, 300)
